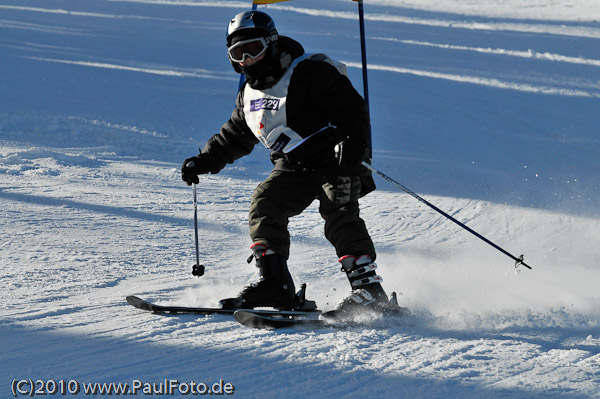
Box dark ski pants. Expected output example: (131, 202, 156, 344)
(249, 169, 375, 260)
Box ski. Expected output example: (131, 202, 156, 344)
(233, 308, 411, 329)
(127, 295, 233, 315)
(127, 291, 410, 329)
(234, 310, 329, 329)
(234, 293, 411, 329)
(125, 295, 320, 317)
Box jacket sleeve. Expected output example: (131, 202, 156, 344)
(201, 89, 259, 173)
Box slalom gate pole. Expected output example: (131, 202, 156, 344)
(354, 0, 373, 157)
(361, 161, 532, 270)
(355, 0, 370, 112)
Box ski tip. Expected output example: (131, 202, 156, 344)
(234, 310, 325, 330)
(126, 295, 153, 311)
(234, 310, 301, 330)
(126, 295, 141, 305)
(234, 310, 275, 329)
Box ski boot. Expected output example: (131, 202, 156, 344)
(331, 254, 407, 319)
(220, 244, 297, 310)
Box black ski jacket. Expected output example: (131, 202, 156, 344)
(200, 36, 375, 195)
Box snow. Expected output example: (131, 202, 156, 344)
(1, 0, 599, 397)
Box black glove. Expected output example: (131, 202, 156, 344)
(334, 137, 367, 171)
(181, 154, 212, 186)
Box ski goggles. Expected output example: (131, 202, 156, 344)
(227, 37, 270, 63)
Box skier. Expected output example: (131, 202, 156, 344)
(182, 10, 397, 316)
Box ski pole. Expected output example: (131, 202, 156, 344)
(362, 161, 532, 270)
(191, 181, 205, 277)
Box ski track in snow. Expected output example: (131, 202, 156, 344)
(2, 0, 600, 398)
(345, 60, 600, 98)
(373, 37, 600, 68)
(26, 56, 238, 81)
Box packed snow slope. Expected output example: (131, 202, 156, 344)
(1, 0, 599, 398)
